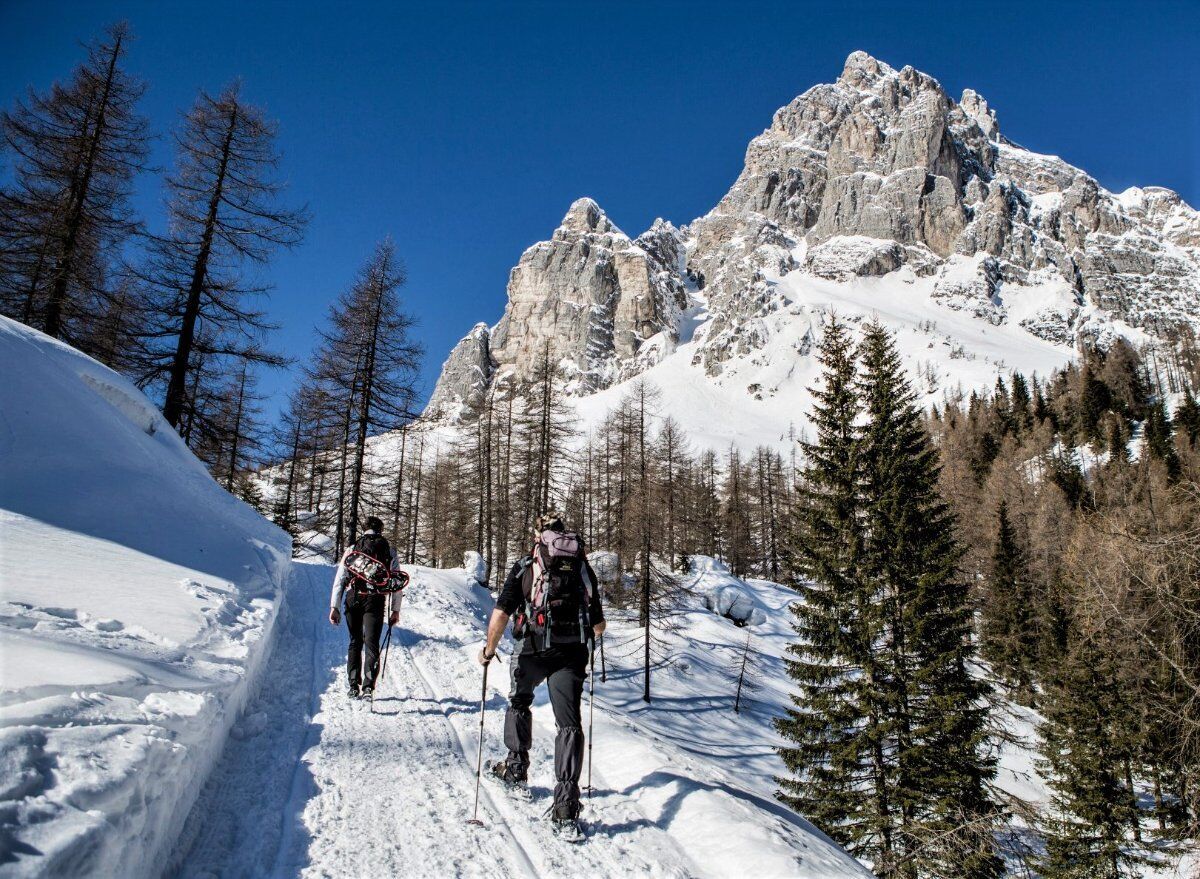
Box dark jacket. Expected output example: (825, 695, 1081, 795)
(496, 552, 604, 648)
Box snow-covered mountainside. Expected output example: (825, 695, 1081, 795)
(169, 555, 872, 879)
(425, 51, 1199, 446)
(0, 316, 292, 877)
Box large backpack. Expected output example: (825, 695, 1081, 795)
(514, 530, 593, 648)
(344, 534, 408, 595)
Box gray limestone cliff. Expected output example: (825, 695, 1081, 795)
(426, 51, 1200, 418)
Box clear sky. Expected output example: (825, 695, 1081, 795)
(2, 1, 1197, 416)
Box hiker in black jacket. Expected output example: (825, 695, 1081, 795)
(329, 516, 401, 700)
(478, 512, 605, 832)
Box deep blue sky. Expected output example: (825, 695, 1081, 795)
(2, 1, 1197, 415)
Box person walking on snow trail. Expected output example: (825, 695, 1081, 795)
(478, 512, 605, 837)
(329, 516, 402, 700)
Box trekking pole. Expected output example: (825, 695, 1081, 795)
(468, 658, 490, 826)
(587, 637, 596, 799)
(599, 632, 607, 683)
(378, 626, 393, 683)
(378, 591, 402, 684)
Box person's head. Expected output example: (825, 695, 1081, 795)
(364, 515, 384, 534)
(535, 511, 565, 534)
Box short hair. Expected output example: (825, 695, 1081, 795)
(364, 515, 384, 533)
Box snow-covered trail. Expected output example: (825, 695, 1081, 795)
(169, 559, 869, 879)
(170, 563, 696, 878)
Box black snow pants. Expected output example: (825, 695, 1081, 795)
(345, 593, 386, 689)
(503, 644, 589, 818)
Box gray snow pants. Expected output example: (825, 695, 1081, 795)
(503, 644, 589, 817)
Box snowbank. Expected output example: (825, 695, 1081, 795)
(0, 317, 292, 877)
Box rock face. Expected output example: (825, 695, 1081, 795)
(423, 322, 492, 420)
(429, 198, 688, 406)
(426, 52, 1200, 418)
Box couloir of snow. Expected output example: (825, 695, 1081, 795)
(170, 555, 873, 878)
(0, 316, 292, 877)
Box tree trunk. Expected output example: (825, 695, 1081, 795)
(347, 279, 384, 542)
(224, 362, 248, 491)
(163, 100, 238, 428)
(45, 32, 123, 339)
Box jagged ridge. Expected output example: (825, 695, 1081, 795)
(426, 51, 1200, 421)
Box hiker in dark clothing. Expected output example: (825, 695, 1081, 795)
(478, 512, 606, 831)
(329, 516, 401, 699)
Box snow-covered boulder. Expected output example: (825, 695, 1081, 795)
(691, 555, 768, 627)
(0, 317, 292, 878)
(462, 551, 488, 586)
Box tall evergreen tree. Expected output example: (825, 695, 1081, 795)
(1038, 641, 1150, 878)
(855, 320, 1000, 878)
(1142, 399, 1180, 480)
(981, 500, 1037, 692)
(776, 317, 880, 858)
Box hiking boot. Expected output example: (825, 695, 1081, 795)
(551, 816, 584, 842)
(361, 685, 374, 699)
(348, 686, 360, 700)
(552, 800, 580, 821)
(491, 760, 528, 786)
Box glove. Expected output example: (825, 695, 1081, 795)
(478, 647, 495, 666)
(329, 607, 341, 626)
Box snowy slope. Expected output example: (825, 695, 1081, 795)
(170, 557, 871, 879)
(0, 316, 292, 877)
(571, 261, 1091, 454)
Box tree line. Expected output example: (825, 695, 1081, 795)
(926, 336, 1200, 877)
(0, 23, 424, 500)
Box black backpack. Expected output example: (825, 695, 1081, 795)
(513, 530, 592, 648)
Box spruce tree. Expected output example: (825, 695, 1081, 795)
(1173, 391, 1200, 445)
(981, 500, 1036, 692)
(776, 317, 880, 858)
(1142, 399, 1180, 480)
(855, 320, 1000, 878)
(1038, 642, 1150, 878)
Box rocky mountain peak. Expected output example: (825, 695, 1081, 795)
(837, 50, 895, 89)
(960, 88, 999, 140)
(558, 196, 615, 235)
(425, 54, 1200, 424)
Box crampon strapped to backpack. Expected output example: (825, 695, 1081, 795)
(513, 530, 593, 649)
(344, 551, 410, 595)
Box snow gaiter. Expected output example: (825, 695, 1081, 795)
(552, 725, 584, 818)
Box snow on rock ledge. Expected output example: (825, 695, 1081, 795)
(0, 317, 292, 878)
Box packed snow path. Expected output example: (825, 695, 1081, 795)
(168, 561, 868, 879)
